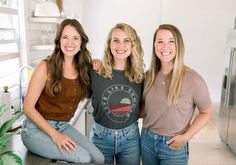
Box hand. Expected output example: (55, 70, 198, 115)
(51, 131, 77, 155)
(92, 59, 101, 71)
(166, 134, 188, 150)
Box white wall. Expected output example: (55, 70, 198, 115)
(160, 0, 236, 102)
(62, 0, 85, 21)
(82, 0, 160, 67)
(63, 0, 236, 103)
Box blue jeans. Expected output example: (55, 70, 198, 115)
(141, 128, 189, 165)
(21, 118, 104, 163)
(90, 122, 140, 165)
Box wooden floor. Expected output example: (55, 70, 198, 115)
(188, 102, 236, 165)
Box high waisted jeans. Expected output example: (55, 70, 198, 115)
(90, 122, 140, 165)
(21, 118, 104, 163)
(141, 128, 189, 165)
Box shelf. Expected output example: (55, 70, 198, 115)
(0, 52, 19, 61)
(0, 6, 17, 15)
(29, 17, 63, 24)
(0, 39, 16, 44)
(31, 45, 54, 50)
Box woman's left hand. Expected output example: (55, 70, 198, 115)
(166, 134, 188, 150)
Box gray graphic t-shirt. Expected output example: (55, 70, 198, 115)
(90, 69, 142, 129)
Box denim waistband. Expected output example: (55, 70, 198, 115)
(142, 127, 172, 143)
(93, 122, 138, 135)
(23, 117, 69, 132)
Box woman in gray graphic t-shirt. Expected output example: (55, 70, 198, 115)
(89, 23, 145, 165)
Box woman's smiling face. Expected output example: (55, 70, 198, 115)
(154, 29, 176, 65)
(60, 25, 82, 57)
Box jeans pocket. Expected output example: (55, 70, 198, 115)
(160, 142, 188, 159)
(91, 123, 104, 139)
(126, 126, 139, 140)
(22, 119, 41, 135)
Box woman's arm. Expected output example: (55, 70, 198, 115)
(166, 106, 213, 150)
(183, 106, 213, 140)
(23, 61, 76, 154)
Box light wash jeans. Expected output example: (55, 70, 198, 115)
(21, 118, 104, 163)
(90, 122, 140, 165)
(141, 128, 189, 165)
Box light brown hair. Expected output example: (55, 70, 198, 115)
(143, 24, 185, 105)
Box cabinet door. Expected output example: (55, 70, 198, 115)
(227, 48, 236, 155)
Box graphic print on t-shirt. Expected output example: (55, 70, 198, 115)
(101, 84, 137, 123)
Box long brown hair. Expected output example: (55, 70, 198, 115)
(46, 19, 92, 99)
(143, 24, 185, 105)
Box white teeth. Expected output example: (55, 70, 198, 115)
(162, 51, 171, 56)
(66, 47, 74, 51)
(116, 50, 126, 54)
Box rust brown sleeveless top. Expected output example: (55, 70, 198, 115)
(36, 77, 82, 121)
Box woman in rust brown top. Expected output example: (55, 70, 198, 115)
(21, 19, 104, 164)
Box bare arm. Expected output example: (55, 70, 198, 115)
(23, 61, 76, 154)
(166, 106, 213, 150)
(184, 106, 213, 140)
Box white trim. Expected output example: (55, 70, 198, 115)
(17, 0, 28, 67)
(31, 44, 54, 50)
(0, 39, 17, 43)
(0, 6, 17, 15)
(0, 28, 15, 31)
(0, 52, 19, 61)
(29, 17, 63, 24)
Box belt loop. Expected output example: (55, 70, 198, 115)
(142, 127, 148, 136)
(163, 135, 166, 143)
(122, 129, 126, 137)
(103, 128, 106, 136)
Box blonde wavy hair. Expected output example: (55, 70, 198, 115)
(143, 24, 185, 105)
(99, 23, 145, 83)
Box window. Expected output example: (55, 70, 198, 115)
(0, 0, 20, 88)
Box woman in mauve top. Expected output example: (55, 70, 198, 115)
(141, 24, 213, 165)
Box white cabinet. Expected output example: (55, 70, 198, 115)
(28, 17, 62, 50)
(27, 17, 63, 66)
(28, 17, 63, 24)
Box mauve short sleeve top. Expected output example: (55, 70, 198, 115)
(142, 69, 212, 136)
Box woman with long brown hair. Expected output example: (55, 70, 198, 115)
(21, 19, 104, 163)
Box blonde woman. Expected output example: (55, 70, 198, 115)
(140, 24, 213, 165)
(89, 23, 145, 164)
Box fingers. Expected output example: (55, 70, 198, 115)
(56, 136, 77, 155)
(58, 145, 64, 155)
(57, 142, 77, 155)
(166, 138, 174, 145)
(167, 139, 182, 151)
(169, 145, 182, 151)
(167, 135, 185, 151)
(65, 140, 77, 153)
(62, 143, 73, 154)
(92, 59, 101, 70)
